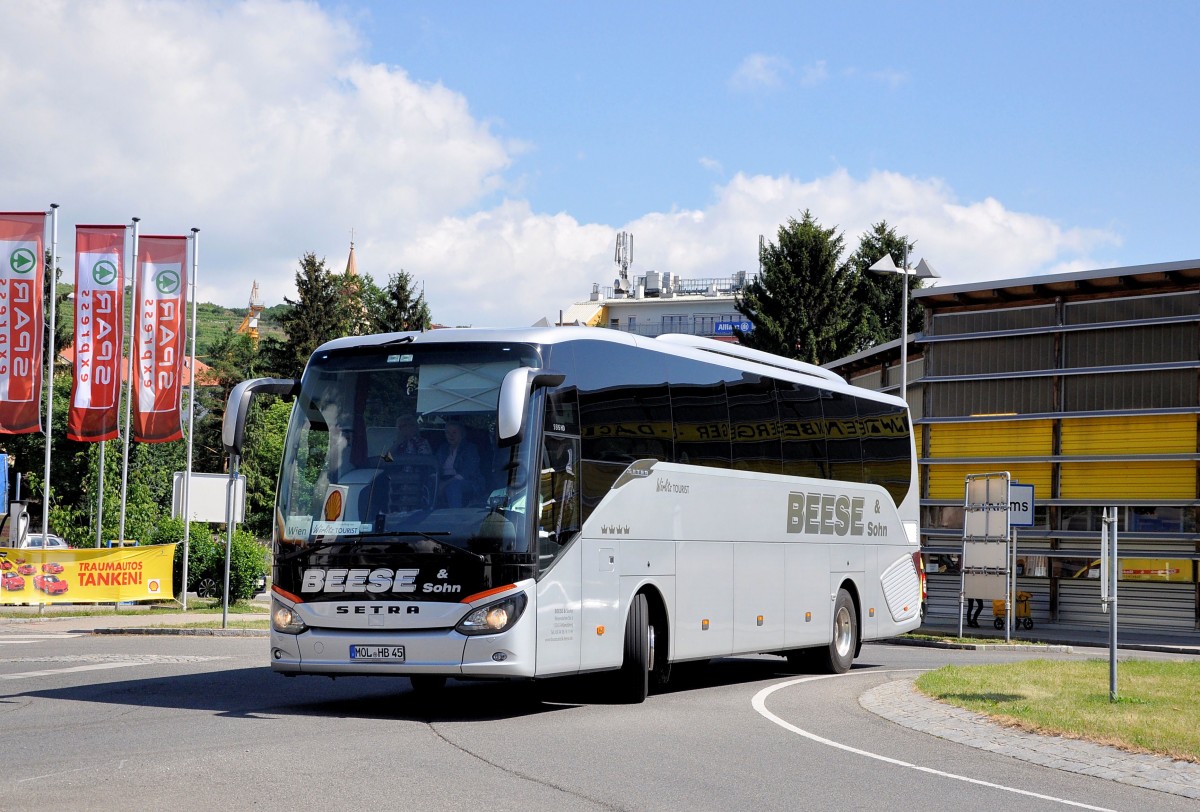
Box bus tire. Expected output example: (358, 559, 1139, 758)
(820, 588, 857, 674)
(616, 592, 650, 703)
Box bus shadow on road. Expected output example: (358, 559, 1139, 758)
(14, 655, 885, 721)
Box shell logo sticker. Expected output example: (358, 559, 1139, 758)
(323, 486, 348, 521)
(147, 579, 161, 594)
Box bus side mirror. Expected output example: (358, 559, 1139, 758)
(223, 378, 300, 456)
(497, 368, 565, 446)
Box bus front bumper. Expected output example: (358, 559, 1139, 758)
(270, 622, 537, 679)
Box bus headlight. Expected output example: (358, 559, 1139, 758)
(272, 601, 308, 635)
(456, 593, 528, 636)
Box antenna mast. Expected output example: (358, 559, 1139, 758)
(614, 231, 633, 292)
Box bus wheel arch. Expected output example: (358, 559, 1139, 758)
(839, 578, 864, 659)
(639, 585, 671, 688)
(614, 586, 670, 703)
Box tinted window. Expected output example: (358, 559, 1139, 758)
(570, 341, 673, 519)
(856, 396, 911, 504)
(727, 374, 781, 474)
(822, 391, 864, 485)
(669, 358, 729, 468)
(574, 341, 673, 464)
(778, 381, 827, 479)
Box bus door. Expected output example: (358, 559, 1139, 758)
(534, 406, 585, 676)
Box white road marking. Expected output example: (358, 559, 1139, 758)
(751, 671, 1118, 812)
(0, 662, 144, 680)
(0, 634, 83, 645)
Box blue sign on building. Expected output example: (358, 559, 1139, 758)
(714, 320, 754, 336)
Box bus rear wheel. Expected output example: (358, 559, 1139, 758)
(820, 588, 857, 674)
(615, 593, 651, 704)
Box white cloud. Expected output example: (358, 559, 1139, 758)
(728, 54, 792, 92)
(411, 169, 1120, 326)
(595, 170, 1120, 295)
(0, 2, 1122, 331)
(698, 156, 724, 175)
(798, 60, 829, 87)
(0, 0, 511, 312)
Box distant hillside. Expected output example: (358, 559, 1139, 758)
(54, 285, 285, 362)
(192, 301, 285, 359)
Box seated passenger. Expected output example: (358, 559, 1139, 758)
(387, 414, 433, 461)
(436, 419, 483, 507)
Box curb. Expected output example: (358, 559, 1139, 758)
(884, 637, 1073, 653)
(93, 627, 268, 637)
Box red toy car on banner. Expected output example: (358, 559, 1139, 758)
(33, 575, 69, 595)
(2, 572, 26, 591)
(17, 564, 35, 576)
(41, 562, 64, 574)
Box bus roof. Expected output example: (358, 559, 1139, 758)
(310, 327, 905, 408)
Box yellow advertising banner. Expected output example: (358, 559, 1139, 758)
(0, 544, 176, 605)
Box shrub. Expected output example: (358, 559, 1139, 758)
(170, 526, 267, 602)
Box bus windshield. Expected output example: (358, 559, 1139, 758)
(275, 341, 542, 569)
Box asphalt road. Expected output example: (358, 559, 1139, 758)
(0, 631, 1194, 812)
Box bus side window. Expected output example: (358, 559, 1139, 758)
(539, 434, 580, 572)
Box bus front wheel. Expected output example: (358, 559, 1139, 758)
(615, 593, 651, 704)
(820, 589, 857, 674)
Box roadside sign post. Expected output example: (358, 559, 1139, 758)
(1100, 506, 1118, 701)
(961, 472, 1011, 638)
(1007, 483, 1035, 643)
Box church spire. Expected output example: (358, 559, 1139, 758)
(344, 228, 358, 276)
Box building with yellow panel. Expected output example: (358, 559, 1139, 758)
(830, 259, 1200, 633)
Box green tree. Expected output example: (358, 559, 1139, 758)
(735, 211, 860, 364)
(192, 327, 261, 473)
(842, 221, 924, 354)
(262, 253, 353, 379)
(240, 398, 292, 537)
(370, 269, 431, 333)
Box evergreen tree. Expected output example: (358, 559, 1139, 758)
(735, 211, 859, 365)
(372, 269, 431, 333)
(261, 253, 350, 378)
(843, 221, 924, 354)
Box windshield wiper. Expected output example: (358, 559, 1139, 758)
(277, 537, 360, 562)
(280, 531, 484, 563)
(393, 531, 485, 562)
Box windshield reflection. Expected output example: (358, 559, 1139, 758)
(276, 344, 539, 558)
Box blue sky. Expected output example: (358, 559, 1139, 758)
(2, 1, 1198, 327)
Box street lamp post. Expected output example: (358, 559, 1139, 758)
(867, 248, 939, 403)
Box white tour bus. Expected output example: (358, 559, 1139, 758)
(223, 327, 923, 702)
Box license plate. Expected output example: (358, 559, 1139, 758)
(349, 645, 405, 661)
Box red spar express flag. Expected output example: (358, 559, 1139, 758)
(0, 212, 46, 435)
(68, 226, 126, 442)
(133, 235, 188, 443)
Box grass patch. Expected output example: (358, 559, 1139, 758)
(916, 659, 1200, 762)
(147, 619, 269, 630)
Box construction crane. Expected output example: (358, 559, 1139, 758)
(237, 280, 265, 344)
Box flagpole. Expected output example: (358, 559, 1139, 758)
(42, 203, 59, 539)
(117, 217, 139, 549)
(95, 441, 105, 547)
(180, 228, 200, 610)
